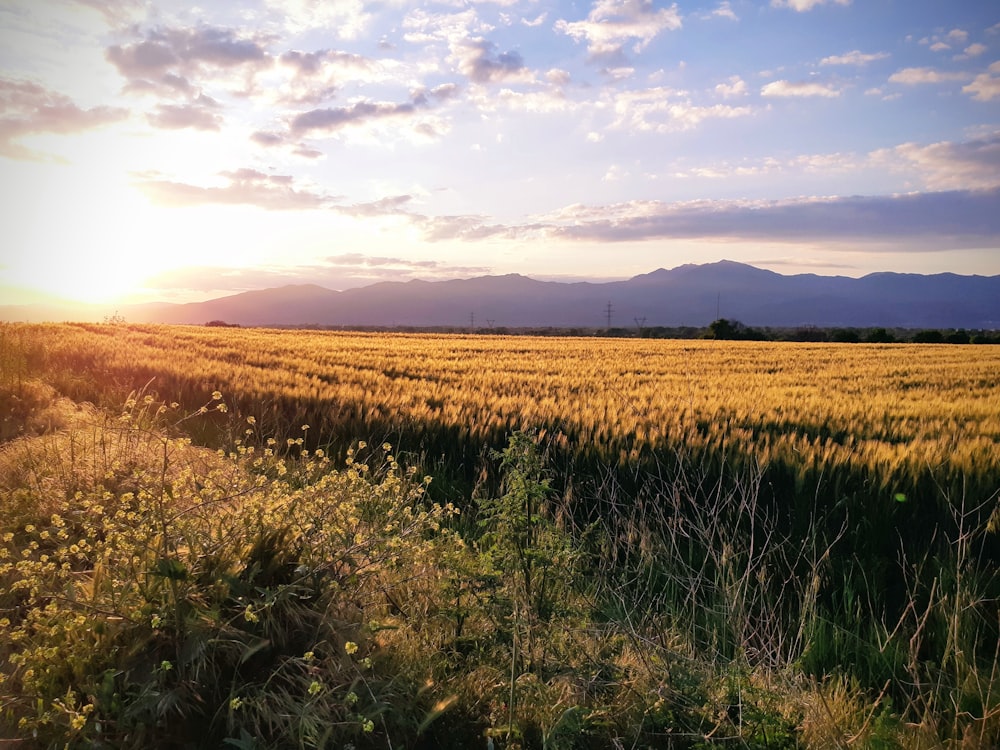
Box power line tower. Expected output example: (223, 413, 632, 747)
(605, 300, 614, 329)
(634, 316, 646, 336)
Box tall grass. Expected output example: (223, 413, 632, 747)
(2, 324, 999, 747)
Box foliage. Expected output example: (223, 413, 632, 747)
(0, 390, 457, 747)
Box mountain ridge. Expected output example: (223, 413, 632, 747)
(2, 261, 998, 329)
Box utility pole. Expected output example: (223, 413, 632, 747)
(634, 316, 646, 336)
(486, 319, 495, 329)
(605, 300, 614, 329)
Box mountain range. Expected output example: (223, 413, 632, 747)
(3, 261, 999, 330)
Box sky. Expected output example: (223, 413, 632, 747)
(0, 0, 998, 304)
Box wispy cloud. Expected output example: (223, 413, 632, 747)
(889, 67, 970, 85)
(0, 77, 126, 160)
(337, 195, 414, 217)
(147, 99, 223, 130)
(134, 168, 333, 210)
(455, 38, 531, 84)
(556, 0, 682, 62)
(714, 75, 747, 98)
(264, 0, 371, 39)
(539, 189, 1000, 244)
(871, 132, 1000, 190)
(820, 50, 889, 66)
(761, 80, 840, 97)
(770, 0, 850, 12)
(609, 86, 753, 132)
(107, 25, 272, 84)
(963, 61, 1000, 101)
(289, 96, 425, 137)
(709, 2, 738, 21)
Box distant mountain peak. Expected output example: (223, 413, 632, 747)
(4, 262, 998, 329)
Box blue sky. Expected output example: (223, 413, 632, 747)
(1, 0, 998, 303)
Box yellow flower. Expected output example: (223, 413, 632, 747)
(308, 680, 322, 696)
(344, 641, 359, 655)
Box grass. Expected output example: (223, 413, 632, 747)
(1, 324, 999, 748)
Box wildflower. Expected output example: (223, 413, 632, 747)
(246, 416, 256, 425)
(211, 391, 222, 400)
(160, 660, 173, 672)
(303, 651, 315, 662)
(344, 641, 359, 655)
(308, 680, 322, 696)
(243, 605, 259, 623)
(150, 614, 162, 629)
(345, 691, 358, 706)
(229, 697, 243, 710)
(362, 719, 374, 733)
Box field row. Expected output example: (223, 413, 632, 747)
(10, 322, 999, 493)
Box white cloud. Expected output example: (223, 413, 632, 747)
(946, 29, 969, 45)
(820, 50, 889, 66)
(870, 132, 1000, 190)
(265, 0, 371, 38)
(760, 80, 840, 97)
(453, 38, 532, 84)
(963, 62, 1000, 101)
(770, 0, 850, 11)
(929, 42, 950, 53)
(0, 77, 127, 160)
(714, 75, 747, 98)
(710, 2, 738, 21)
(963, 43, 988, 57)
(602, 164, 629, 181)
(609, 86, 753, 132)
(555, 0, 682, 60)
(546, 68, 571, 86)
(135, 168, 334, 210)
(888, 67, 970, 85)
(402, 9, 484, 45)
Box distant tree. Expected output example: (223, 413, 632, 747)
(971, 332, 999, 345)
(866, 328, 896, 343)
(945, 329, 970, 344)
(792, 327, 828, 342)
(708, 319, 769, 341)
(206, 320, 239, 328)
(913, 330, 944, 343)
(831, 329, 860, 343)
(709, 318, 738, 340)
